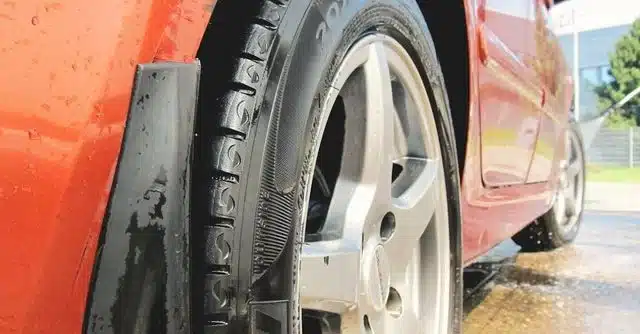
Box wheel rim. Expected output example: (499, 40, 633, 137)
(299, 34, 451, 333)
(555, 128, 585, 233)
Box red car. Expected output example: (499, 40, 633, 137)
(0, 0, 584, 333)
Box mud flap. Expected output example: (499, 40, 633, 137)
(250, 300, 289, 334)
(84, 62, 200, 334)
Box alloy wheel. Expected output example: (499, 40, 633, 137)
(555, 128, 585, 233)
(299, 34, 451, 333)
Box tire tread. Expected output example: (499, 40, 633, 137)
(201, 0, 291, 330)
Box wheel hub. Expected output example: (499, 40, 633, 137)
(298, 34, 452, 334)
(362, 243, 391, 311)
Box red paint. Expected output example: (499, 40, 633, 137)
(477, 1, 543, 186)
(155, 0, 215, 61)
(460, 0, 570, 263)
(0, 0, 571, 330)
(526, 0, 572, 183)
(0, 0, 214, 332)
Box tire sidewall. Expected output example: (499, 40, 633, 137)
(548, 123, 586, 244)
(240, 0, 463, 332)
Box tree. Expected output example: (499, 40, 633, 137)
(596, 19, 640, 128)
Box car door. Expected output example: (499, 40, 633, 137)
(477, 0, 545, 187)
(526, 0, 571, 183)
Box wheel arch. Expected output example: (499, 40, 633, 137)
(195, 0, 473, 173)
(153, 0, 218, 61)
(417, 0, 471, 175)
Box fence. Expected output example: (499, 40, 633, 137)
(586, 127, 640, 167)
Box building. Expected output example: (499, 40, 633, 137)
(550, 0, 640, 120)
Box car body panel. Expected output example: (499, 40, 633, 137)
(0, 0, 571, 331)
(477, 0, 543, 186)
(0, 0, 213, 332)
(460, 0, 569, 264)
(526, 0, 572, 183)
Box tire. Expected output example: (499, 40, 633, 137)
(194, 0, 463, 332)
(512, 122, 586, 252)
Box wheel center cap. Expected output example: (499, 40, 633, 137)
(362, 244, 391, 311)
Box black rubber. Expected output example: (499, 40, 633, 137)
(512, 123, 586, 252)
(84, 62, 200, 334)
(194, 0, 464, 332)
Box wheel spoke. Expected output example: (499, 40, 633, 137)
(562, 135, 582, 217)
(386, 158, 440, 268)
(367, 311, 391, 334)
(393, 111, 410, 162)
(363, 42, 396, 202)
(367, 307, 421, 334)
(565, 191, 577, 216)
(321, 171, 378, 239)
(300, 241, 360, 314)
(301, 179, 378, 314)
(555, 190, 567, 223)
(339, 310, 369, 333)
(387, 246, 423, 333)
(301, 35, 452, 333)
(566, 158, 581, 178)
(385, 309, 421, 334)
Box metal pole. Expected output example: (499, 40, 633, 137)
(630, 128, 635, 168)
(572, 7, 580, 121)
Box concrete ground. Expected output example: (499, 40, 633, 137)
(463, 209, 640, 334)
(584, 182, 640, 212)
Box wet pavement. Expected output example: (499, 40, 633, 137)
(463, 211, 640, 334)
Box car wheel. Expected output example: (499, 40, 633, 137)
(512, 123, 586, 252)
(194, 0, 463, 332)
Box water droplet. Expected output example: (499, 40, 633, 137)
(28, 129, 41, 140)
(31, 16, 39, 26)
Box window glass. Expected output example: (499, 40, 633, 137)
(600, 66, 615, 84)
(580, 67, 600, 87)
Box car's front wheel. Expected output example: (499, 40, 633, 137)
(195, 0, 463, 332)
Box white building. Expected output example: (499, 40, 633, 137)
(550, 0, 640, 119)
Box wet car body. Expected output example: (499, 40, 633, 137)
(0, 0, 571, 332)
